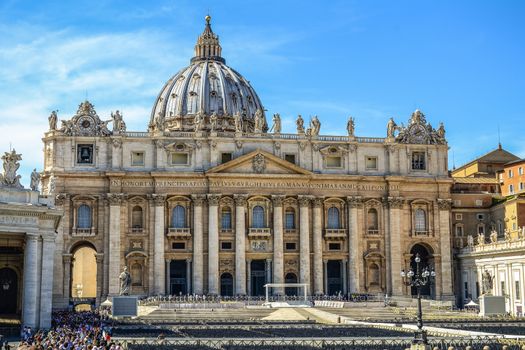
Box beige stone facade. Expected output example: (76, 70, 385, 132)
(40, 18, 454, 308)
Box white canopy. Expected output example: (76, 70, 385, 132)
(101, 298, 113, 307)
(465, 300, 478, 307)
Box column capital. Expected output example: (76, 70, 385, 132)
(107, 193, 126, 206)
(234, 194, 248, 206)
(437, 198, 452, 210)
(54, 193, 70, 206)
(62, 253, 73, 263)
(298, 195, 313, 207)
(387, 196, 404, 209)
(95, 253, 104, 263)
(346, 196, 363, 208)
(41, 235, 56, 243)
(312, 197, 324, 208)
(271, 195, 285, 207)
(25, 233, 39, 242)
(191, 194, 206, 206)
(150, 194, 166, 206)
(207, 194, 221, 206)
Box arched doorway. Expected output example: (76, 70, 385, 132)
(71, 245, 97, 298)
(220, 273, 234, 296)
(409, 244, 433, 297)
(285, 272, 298, 296)
(0, 267, 18, 314)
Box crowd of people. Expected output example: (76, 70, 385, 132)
(14, 311, 117, 350)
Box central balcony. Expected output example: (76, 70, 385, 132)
(72, 228, 96, 237)
(167, 227, 191, 239)
(324, 229, 347, 240)
(248, 227, 272, 239)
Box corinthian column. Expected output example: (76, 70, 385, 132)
(108, 193, 124, 295)
(22, 233, 39, 328)
(234, 194, 247, 295)
(152, 194, 166, 295)
(191, 195, 205, 295)
(39, 235, 56, 329)
(388, 196, 404, 296)
(298, 195, 311, 295)
(272, 195, 285, 293)
(347, 196, 361, 293)
(208, 194, 221, 295)
(438, 198, 453, 298)
(312, 197, 324, 295)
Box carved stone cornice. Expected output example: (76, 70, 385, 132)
(387, 196, 404, 209)
(298, 195, 312, 207)
(234, 194, 248, 207)
(150, 194, 166, 206)
(55, 193, 69, 206)
(312, 197, 324, 208)
(437, 198, 452, 210)
(346, 196, 363, 208)
(271, 195, 285, 207)
(207, 194, 221, 206)
(191, 194, 206, 206)
(107, 193, 125, 206)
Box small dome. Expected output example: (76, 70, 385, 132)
(149, 17, 266, 133)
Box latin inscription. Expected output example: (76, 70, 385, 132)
(0, 215, 38, 225)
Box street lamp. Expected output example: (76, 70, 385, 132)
(401, 253, 436, 347)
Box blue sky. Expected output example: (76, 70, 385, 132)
(0, 0, 524, 186)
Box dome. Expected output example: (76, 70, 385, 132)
(149, 16, 266, 133)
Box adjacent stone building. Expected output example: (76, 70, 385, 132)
(40, 16, 454, 309)
(0, 150, 62, 328)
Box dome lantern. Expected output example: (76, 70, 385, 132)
(191, 15, 224, 64)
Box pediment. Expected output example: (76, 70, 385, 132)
(206, 150, 312, 175)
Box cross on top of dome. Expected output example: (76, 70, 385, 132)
(192, 15, 224, 64)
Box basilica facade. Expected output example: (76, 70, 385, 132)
(41, 17, 454, 308)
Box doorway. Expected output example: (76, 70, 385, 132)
(250, 260, 266, 296)
(169, 260, 188, 295)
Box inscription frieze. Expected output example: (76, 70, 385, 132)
(0, 215, 38, 225)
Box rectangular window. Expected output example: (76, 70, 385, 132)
(509, 184, 514, 194)
(285, 212, 295, 229)
(172, 242, 185, 250)
(455, 225, 463, 237)
(478, 225, 485, 234)
(328, 242, 341, 251)
(326, 156, 342, 168)
(221, 211, 232, 230)
(285, 242, 296, 251)
(131, 151, 145, 166)
(77, 144, 94, 164)
(509, 169, 514, 178)
(520, 182, 524, 191)
(475, 200, 483, 206)
(411, 152, 426, 170)
(477, 213, 484, 221)
(221, 241, 233, 250)
(516, 280, 521, 300)
(519, 167, 523, 175)
(365, 156, 378, 170)
(171, 152, 189, 165)
(501, 281, 506, 295)
(464, 282, 468, 299)
(221, 152, 233, 164)
(284, 154, 296, 164)
(476, 282, 480, 298)
(455, 213, 463, 221)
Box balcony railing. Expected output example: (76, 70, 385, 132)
(72, 228, 96, 237)
(167, 227, 191, 239)
(413, 230, 430, 237)
(284, 228, 297, 234)
(220, 228, 234, 234)
(248, 227, 272, 238)
(366, 229, 380, 235)
(324, 229, 347, 240)
(129, 227, 145, 234)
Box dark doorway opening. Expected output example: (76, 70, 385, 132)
(327, 260, 343, 295)
(220, 273, 234, 296)
(410, 244, 433, 297)
(0, 267, 18, 315)
(250, 260, 266, 296)
(285, 272, 298, 296)
(169, 260, 187, 295)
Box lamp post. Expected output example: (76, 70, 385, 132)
(401, 253, 436, 348)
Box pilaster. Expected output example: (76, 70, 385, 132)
(39, 235, 56, 329)
(312, 197, 324, 295)
(388, 196, 404, 296)
(208, 194, 221, 295)
(108, 193, 125, 295)
(152, 194, 166, 295)
(347, 196, 362, 293)
(234, 194, 247, 295)
(191, 194, 205, 294)
(22, 233, 39, 328)
(272, 195, 285, 294)
(298, 195, 311, 294)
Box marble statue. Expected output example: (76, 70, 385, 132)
(270, 113, 281, 134)
(210, 112, 218, 132)
(347, 116, 355, 137)
(467, 234, 474, 247)
(387, 118, 397, 138)
(48, 110, 58, 130)
(111, 110, 126, 133)
(254, 109, 264, 133)
(296, 115, 305, 134)
(310, 116, 321, 136)
(0, 149, 23, 189)
(119, 266, 131, 296)
(477, 231, 485, 245)
(482, 270, 493, 295)
(194, 114, 203, 131)
(504, 228, 511, 242)
(437, 122, 445, 139)
(234, 112, 242, 132)
(490, 229, 498, 243)
(30, 169, 40, 191)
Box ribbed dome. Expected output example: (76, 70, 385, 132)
(149, 16, 266, 133)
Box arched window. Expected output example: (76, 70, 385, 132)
(132, 206, 143, 228)
(327, 207, 340, 229)
(252, 206, 265, 228)
(171, 205, 186, 228)
(221, 207, 232, 230)
(285, 208, 295, 229)
(131, 263, 143, 286)
(77, 204, 92, 228)
(367, 208, 378, 231)
(415, 209, 426, 232)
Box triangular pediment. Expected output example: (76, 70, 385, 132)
(206, 149, 312, 175)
